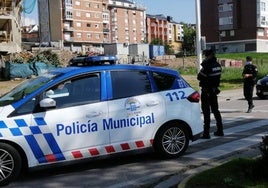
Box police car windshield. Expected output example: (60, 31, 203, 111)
(0, 73, 59, 106)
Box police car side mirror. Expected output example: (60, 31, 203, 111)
(40, 98, 56, 108)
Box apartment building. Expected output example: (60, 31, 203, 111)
(146, 14, 183, 53)
(146, 14, 168, 44)
(0, 0, 22, 54)
(167, 16, 183, 53)
(201, 0, 268, 53)
(38, 0, 146, 53)
(108, 0, 146, 44)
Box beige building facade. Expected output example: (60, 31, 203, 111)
(0, 0, 22, 54)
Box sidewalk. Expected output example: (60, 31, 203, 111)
(218, 88, 243, 102)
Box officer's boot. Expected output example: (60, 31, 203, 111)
(201, 125, 210, 139)
(214, 124, 224, 136)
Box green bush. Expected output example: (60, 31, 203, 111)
(260, 136, 268, 161)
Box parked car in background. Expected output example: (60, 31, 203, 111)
(0, 63, 202, 185)
(256, 75, 268, 99)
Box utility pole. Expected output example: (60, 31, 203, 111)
(195, 0, 202, 71)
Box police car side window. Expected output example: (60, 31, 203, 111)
(68, 74, 100, 105)
(111, 71, 152, 99)
(44, 74, 101, 108)
(152, 72, 176, 91)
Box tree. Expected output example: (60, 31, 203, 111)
(182, 23, 196, 55)
(150, 38, 164, 45)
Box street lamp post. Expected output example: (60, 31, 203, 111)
(195, 0, 202, 71)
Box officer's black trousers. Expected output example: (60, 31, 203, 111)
(201, 91, 223, 135)
(243, 82, 254, 107)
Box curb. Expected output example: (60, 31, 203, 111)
(177, 161, 221, 188)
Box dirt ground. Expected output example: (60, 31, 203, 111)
(0, 79, 22, 96)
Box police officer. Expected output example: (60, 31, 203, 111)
(197, 49, 224, 139)
(242, 56, 258, 113)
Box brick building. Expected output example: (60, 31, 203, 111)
(38, 0, 146, 53)
(201, 0, 268, 53)
(146, 14, 183, 53)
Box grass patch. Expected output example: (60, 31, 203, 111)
(177, 55, 268, 91)
(186, 158, 268, 188)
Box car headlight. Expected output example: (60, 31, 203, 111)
(257, 80, 261, 85)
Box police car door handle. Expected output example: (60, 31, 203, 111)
(86, 112, 102, 118)
(146, 101, 159, 107)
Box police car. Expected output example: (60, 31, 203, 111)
(0, 64, 202, 185)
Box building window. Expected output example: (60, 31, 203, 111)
(87, 33, 91, 38)
(219, 16, 233, 25)
(260, 2, 266, 11)
(77, 33, 82, 38)
(218, 3, 233, 12)
(95, 34, 100, 39)
(65, 10, 73, 19)
(94, 3, 99, 9)
(86, 13, 91, 18)
(65, 0, 72, 7)
(75, 1, 80, 6)
(261, 16, 267, 25)
(103, 14, 109, 21)
(76, 11, 81, 17)
(87, 23, 91, 27)
(258, 28, 264, 36)
(76, 22, 82, 27)
(95, 24, 99, 28)
(95, 13, 100, 18)
(229, 30, 234, 36)
(85, 2, 90, 7)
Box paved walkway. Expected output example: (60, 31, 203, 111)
(218, 88, 243, 102)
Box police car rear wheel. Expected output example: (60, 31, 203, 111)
(0, 143, 22, 186)
(154, 124, 189, 158)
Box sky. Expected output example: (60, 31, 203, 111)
(21, 0, 196, 26)
(136, 0, 196, 24)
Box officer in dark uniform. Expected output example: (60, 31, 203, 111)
(197, 49, 224, 139)
(242, 56, 258, 113)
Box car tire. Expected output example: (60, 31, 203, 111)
(0, 143, 22, 186)
(154, 123, 189, 158)
(257, 93, 266, 99)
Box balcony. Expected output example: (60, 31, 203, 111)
(103, 28, 109, 33)
(63, 26, 74, 31)
(64, 37, 74, 42)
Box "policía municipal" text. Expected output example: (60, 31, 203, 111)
(56, 113, 155, 136)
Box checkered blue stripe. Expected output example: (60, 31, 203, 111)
(0, 117, 65, 163)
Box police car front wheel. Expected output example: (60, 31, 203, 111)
(154, 124, 189, 158)
(0, 143, 22, 186)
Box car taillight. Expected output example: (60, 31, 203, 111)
(187, 91, 200, 103)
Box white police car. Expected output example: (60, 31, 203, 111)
(0, 64, 202, 185)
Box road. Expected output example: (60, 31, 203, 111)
(6, 89, 268, 188)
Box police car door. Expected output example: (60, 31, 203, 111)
(107, 70, 165, 149)
(29, 73, 108, 162)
